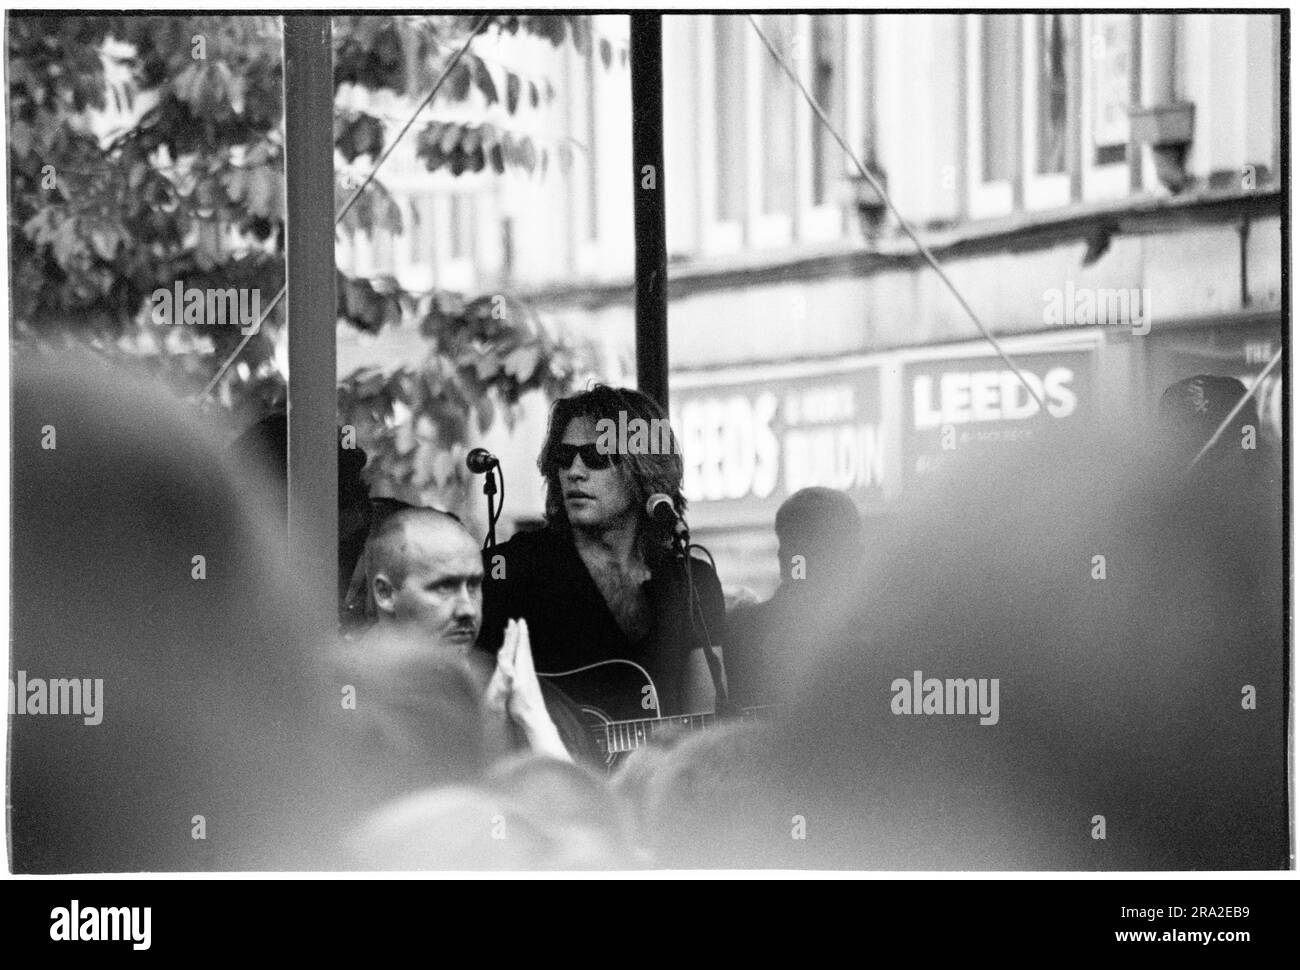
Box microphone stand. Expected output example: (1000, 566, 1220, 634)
(482, 466, 498, 549)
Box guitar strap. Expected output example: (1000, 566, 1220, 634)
(700, 638, 731, 715)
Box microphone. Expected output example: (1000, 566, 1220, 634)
(646, 492, 689, 542)
(466, 448, 499, 474)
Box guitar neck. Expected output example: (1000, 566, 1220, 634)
(602, 706, 777, 755)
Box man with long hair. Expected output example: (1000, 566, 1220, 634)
(478, 386, 726, 719)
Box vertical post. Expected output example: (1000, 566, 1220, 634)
(630, 13, 669, 409)
(283, 16, 338, 631)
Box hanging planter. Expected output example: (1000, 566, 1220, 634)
(1129, 101, 1195, 192)
(1129, 101, 1195, 147)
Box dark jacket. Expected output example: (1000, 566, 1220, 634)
(477, 525, 725, 717)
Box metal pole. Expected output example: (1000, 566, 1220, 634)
(283, 16, 338, 630)
(630, 13, 669, 409)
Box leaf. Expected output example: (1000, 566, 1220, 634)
(600, 38, 612, 69)
(416, 122, 446, 171)
(223, 166, 248, 202)
(10, 120, 32, 158)
(475, 395, 495, 434)
(505, 72, 521, 114)
(380, 194, 404, 235)
(431, 448, 458, 486)
(246, 166, 275, 218)
(352, 114, 384, 157)
(448, 147, 466, 177)
(89, 224, 120, 260)
(504, 344, 539, 382)
(447, 60, 472, 101)
(528, 80, 539, 109)
(23, 208, 56, 246)
(173, 62, 205, 105)
(52, 217, 86, 267)
(569, 16, 591, 57)
(472, 57, 497, 104)
(394, 421, 417, 456)
(439, 121, 461, 155)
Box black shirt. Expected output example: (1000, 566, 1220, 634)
(477, 525, 725, 717)
(725, 579, 862, 710)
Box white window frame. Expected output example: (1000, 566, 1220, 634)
(400, 191, 436, 293)
(698, 15, 745, 255)
(965, 14, 1016, 219)
(844, 13, 866, 186)
(1021, 13, 1073, 210)
(436, 193, 474, 292)
(796, 14, 847, 244)
(748, 13, 795, 248)
(662, 15, 700, 258)
(1079, 12, 1132, 201)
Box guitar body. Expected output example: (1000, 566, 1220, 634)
(539, 660, 777, 771)
(539, 660, 661, 770)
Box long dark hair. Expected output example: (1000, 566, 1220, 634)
(538, 385, 686, 565)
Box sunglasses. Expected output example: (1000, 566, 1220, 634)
(550, 442, 614, 471)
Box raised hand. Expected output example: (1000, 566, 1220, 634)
(483, 618, 518, 719)
(501, 618, 571, 762)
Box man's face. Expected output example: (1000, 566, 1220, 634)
(557, 415, 637, 531)
(378, 520, 483, 654)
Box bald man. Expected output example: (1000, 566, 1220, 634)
(366, 508, 485, 655)
(361, 507, 579, 763)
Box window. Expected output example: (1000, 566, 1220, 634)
(435, 193, 473, 291)
(980, 16, 1019, 184)
(448, 194, 471, 261)
(965, 14, 1018, 216)
(1080, 13, 1133, 200)
(1089, 13, 1131, 167)
(1022, 13, 1074, 209)
(966, 12, 1137, 216)
(407, 196, 424, 263)
(448, 195, 463, 260)
(698, 14, 843, 252)
(713, 16, 747, 224)
(759, 14, 797, 216)
(1035, 14, 1068, 175)
(399, 193, 435, 292)
(810, 15, 847, 207)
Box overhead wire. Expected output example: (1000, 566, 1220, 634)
(200, 14, 493, 401)
(1188, 346, 1281, 470)
(746, 14, 1048, 414)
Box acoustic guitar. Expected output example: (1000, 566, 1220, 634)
(538, 658, 776, 770)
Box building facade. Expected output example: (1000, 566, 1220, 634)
(341, 13, 1284, 597)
